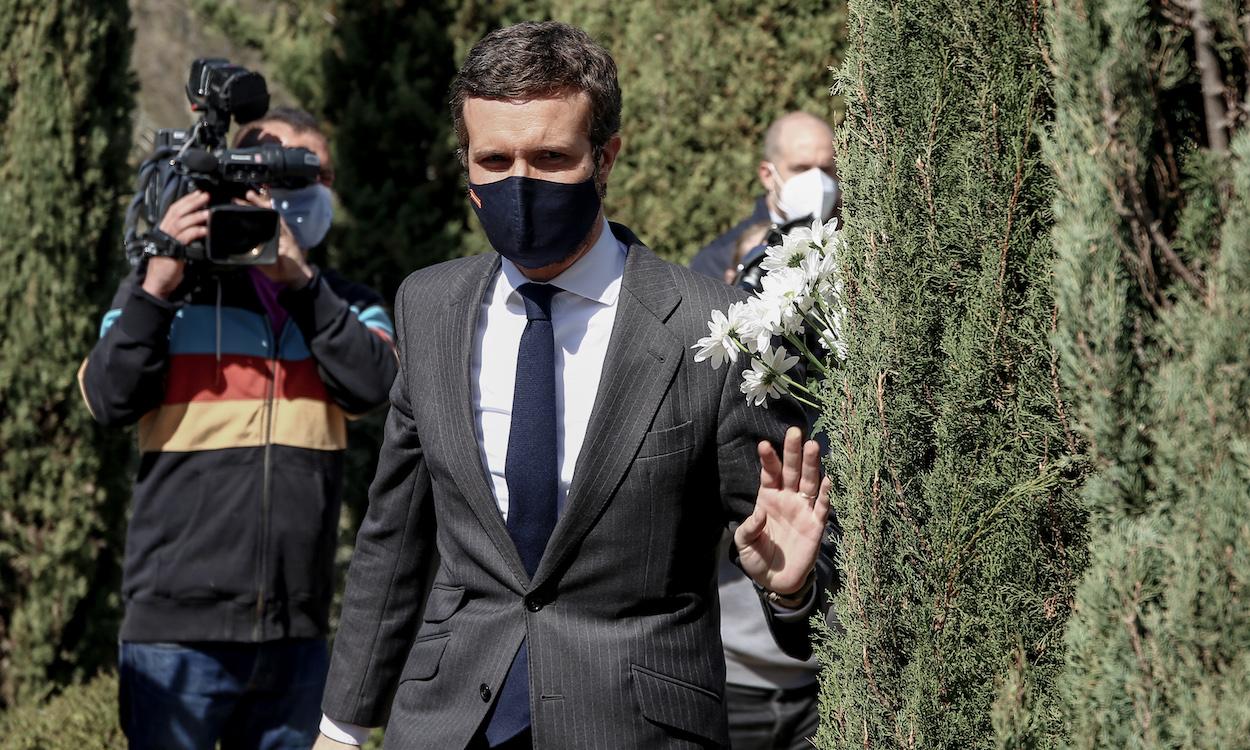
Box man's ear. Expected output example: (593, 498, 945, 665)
(598, 133, 623, 179)
(758, 161, 776, 193)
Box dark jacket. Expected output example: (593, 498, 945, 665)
(689, 195, 771, 279)
(79, 265, 397, 643)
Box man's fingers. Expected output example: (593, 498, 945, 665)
(758, 440, 782, 490)
(175, 190, 210, 210)
(159, 191, 210, 234)
(814, 476, 832, 519)
(780, 426, 803, 491)
(174, 226, 208, 245)
(170, 209, 211, 235)
(798, 439, 821, 502)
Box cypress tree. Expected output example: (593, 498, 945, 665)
(815, 2, 1086, 747)
(0, 0, 134, 705)
(322, 0, 463, 302)
(1047, 0, 1250, 745)
(319, 0, 465, 582)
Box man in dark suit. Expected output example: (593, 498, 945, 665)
(314, 22, 832, 750)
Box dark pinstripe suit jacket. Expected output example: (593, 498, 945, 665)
(322, 224, 819, 749)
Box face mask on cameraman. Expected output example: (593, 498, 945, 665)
(768, 163, 838, 223)
(270, 183, 333, 251)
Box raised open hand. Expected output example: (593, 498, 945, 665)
(734, 426, 832, 597)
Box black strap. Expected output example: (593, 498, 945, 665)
(141, 228, 186, 259)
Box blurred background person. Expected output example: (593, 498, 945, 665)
(691, 111, 839, 280)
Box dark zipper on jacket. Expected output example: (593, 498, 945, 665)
(255, 318, 287, 640)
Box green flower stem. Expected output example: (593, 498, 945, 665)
(783, 331, 831, 376)
(808, 300, 839, 334)
(773, 369, 817, 399)
(728, 335, 822, 408)
(782, 388, 822, 410)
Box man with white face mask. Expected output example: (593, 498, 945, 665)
(690, 111, 838, 281)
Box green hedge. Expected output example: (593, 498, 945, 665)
(815, 1, 1087, 747)
(0, 673, 123, 749)
(0, 0, 134, 707)
(1048, 0, 1250, 745)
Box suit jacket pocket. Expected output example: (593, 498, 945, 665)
(631, 664, 726, 745)
(423, 585, 465, 623)
(637, 420, 694, 459)
(399, 633, 450, 683)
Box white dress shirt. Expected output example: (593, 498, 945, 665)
(473, 218, 626, 520)
(320, 219, 626, 745)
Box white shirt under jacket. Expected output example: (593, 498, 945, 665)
(320, 218, 626, 744)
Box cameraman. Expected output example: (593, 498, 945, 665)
(79, 107, 397, 750)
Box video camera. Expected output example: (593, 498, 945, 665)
(732, 216, 812, 293)
(124, 59, 322, 267)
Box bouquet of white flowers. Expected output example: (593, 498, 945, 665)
(691, 217, 845, 409)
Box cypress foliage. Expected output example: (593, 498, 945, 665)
(0, 672, 122, 748)
(320, 0, 465, 591)
(1047, 1, 1250, 745)
(815, 2, 1086, 747)
(322, 0, 463, 302)
(0, 0, 133, 705)
(450, 0, 846, 263)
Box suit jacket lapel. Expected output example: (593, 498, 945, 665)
(532, 241, 683, 591)
(437, 253, 531, 590)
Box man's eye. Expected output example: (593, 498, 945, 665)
(542, 151, 565, 161)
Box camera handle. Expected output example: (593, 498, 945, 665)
(141, 228, 188, 260)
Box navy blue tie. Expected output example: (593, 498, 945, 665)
(485, 282, 561, 746)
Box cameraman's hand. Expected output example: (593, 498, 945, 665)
(143, 190, 210, 299)
(241, 189, 314, 289)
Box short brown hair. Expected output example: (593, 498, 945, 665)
(234, 106, 324, 147)
(449, 21, 621, 165)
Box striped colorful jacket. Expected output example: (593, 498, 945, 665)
(80, 266, 397, 643)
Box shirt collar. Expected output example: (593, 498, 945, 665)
(498, 217, 626, 306)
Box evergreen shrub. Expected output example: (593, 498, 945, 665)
(0, 673, 123, 749)
(815, 2, 1087, 747)
(0, 0, 134, 707)
(1047, 0, 1250, 745)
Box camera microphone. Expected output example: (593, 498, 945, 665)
(179, 148, 218, 173)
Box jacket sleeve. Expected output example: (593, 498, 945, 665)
(79, 271, 179, 427)
(321, 278, 436, 727)
(279, 270, 398, 415)
(714, 350, 838, 662)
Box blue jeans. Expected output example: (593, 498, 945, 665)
(119, 639, 327, 750)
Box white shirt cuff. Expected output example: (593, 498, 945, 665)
(319, 714, 372, 745)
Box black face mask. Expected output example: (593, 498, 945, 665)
(468, 175, 602, 269)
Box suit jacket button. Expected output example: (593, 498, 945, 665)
(524, 595, 544, 612)
(479, 683, 491, 702)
